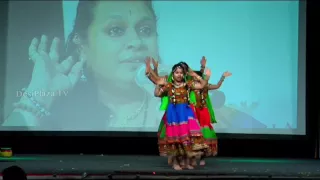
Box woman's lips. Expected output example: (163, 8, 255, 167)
(120, 61, 144, 72)
(121, 60, 142, 63)
(119, 57, 145, 71)
(120, 56, 146, 64)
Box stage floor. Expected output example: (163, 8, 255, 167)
(1, 155, 320, 179)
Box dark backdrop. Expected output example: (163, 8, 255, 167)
(0, 0, 318, 158)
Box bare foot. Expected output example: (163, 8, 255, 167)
(187, 165, 194, 169)
(191, 159, 197, 166)
(180, 160, 185, 167)
(200, 160, 206, 166)
(168, 157, 173, 165)
(173, 164, 182, 170)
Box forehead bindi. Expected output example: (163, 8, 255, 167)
(175, 68, 184, 73)
(93, 1, 153, 23)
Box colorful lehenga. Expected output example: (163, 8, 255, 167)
(157, 75, 218, 158)
(158, 111, 167, 156)
(158, 74, 190, 156)
(157, 80, 208, 157)
(193, 86, 218, 156)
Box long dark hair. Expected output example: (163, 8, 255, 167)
(194, 71, 203, 77)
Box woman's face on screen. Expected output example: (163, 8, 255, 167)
(85, 1, 159, 88)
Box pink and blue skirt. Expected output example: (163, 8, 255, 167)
(158, 103, 208, 157)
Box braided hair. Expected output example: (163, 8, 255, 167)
(195, 70, 203, 77)
(194, 71, 217, 123)
(194, 71, 206, 107)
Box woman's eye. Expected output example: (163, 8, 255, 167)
(107, 27, 125, 37)
(138, 26, 153, 37)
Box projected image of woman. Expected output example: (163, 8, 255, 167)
(3, 0, 268, 132)
(3, 1, 163, 130)
(145, 59, 211, 170)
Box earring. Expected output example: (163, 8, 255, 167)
(78, 48, 87, 82)
(171, 76, 174, 81)
(80, 68, 87, 82)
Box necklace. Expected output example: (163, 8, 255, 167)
(127, 91, 148, 121)
(107, 91, 148, 126)
(173, 82, 184, 88)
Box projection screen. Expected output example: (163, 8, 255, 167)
(1, 0, 306, 135)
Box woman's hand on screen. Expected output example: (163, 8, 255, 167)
(26, 35, 85, 108)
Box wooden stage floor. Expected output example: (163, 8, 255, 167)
(0, 155, 320, 179)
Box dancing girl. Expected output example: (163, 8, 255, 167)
(145, 58, 210, 170)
